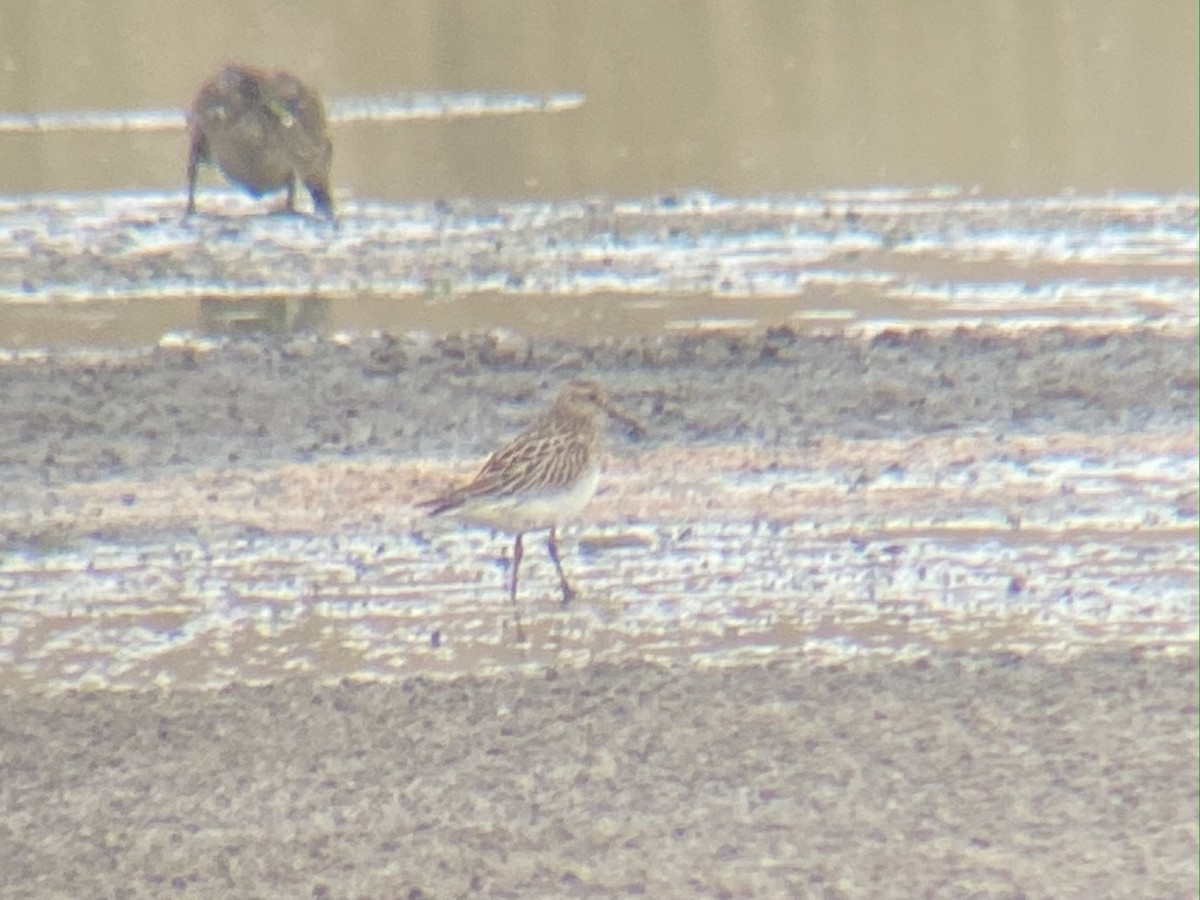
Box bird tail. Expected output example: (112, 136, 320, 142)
(417, 494, 461, 517)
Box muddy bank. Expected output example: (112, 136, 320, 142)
(2, 324, 1195, 488)
(1, 652, 1195, 897)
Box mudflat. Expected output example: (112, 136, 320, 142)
(1, 652, 1196, 898)
(0, 323, 1196, 897)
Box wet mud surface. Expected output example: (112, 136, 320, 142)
(1, 325, 1196, 684)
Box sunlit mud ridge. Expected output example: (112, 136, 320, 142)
(0, 191, 1195, 348)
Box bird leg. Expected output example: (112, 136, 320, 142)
(510, 532, 526, 641)
(547, 527, 577, 605)
(306, 177, 335, 218)
(185, 131, 205, 216)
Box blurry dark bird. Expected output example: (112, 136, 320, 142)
(185, 64, 333, 217)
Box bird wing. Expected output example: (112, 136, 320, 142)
(422, 415, 593, 514)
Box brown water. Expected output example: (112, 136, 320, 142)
(1, 1, 1196, 203)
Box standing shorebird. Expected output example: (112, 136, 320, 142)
(185, 64, 334, 217)
(420, 380, 643, 637)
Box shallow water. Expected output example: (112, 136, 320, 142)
(3, 2, 1196, 200)
(0, 190, 1195, 347)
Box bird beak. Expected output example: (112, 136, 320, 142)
(603, 400, 646, 440)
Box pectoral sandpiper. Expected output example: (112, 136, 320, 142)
(421, 380, 643, 637)
(186, 64, 334, 217)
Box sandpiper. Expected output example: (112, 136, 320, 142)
(421, 380, 643, 636)
(185, 64, 334, 217)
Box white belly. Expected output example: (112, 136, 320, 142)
(450, 465, 601, 533)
